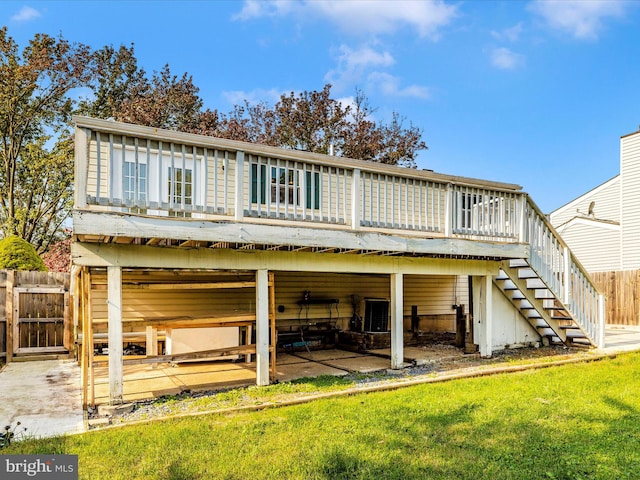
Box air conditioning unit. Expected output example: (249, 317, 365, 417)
(360, 298, 389, 333)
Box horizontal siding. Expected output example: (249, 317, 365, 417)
(622, 132, 640, 269)
(549, 177, 620, 226)
(88, 270, 465, 334)
(558, 222, 621, 272)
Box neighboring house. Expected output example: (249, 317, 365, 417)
(71, 117, 604, 405)
(550, 129, 640, 273)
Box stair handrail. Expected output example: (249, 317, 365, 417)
(522, 195, 605, 347)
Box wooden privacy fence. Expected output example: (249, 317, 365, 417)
(591, 270, 640, 326)
(0, 270, 71, 361)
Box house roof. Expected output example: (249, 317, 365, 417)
(549, 174, 619, 217)
(554, 215, 620, 232)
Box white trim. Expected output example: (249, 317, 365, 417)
(390, 273, 404, 369)
(255, 269, 270, 386)
(556, 216, 620, 233)
(71, 242, 503, 276)
(107, 266, 123, 404)
(73, 210, 529, 260)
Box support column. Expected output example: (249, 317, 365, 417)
(107, 266, 123, 404)
(146, 326, 158, 356)
(472, 275, 493, 358)
(255, 269, 270, 386)
(390, 273, 404, 369)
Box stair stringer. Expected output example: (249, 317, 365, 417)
(495, 263, 570, 345)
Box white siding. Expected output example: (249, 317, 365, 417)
(621, 131, 640, 269)
(556, 220, 621, 272)
(491, 283, 540, 350)
(274, 272, 460, 332)
(549, 176, 620, 227)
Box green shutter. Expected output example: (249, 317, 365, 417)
(251, 164, 267, 204)
(306, 171, 320, 209)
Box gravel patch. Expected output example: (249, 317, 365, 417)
(90, 345, 593, 429)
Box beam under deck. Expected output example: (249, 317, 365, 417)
(73, 210, 529, 261)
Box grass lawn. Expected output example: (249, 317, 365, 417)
(5, 352, 640, 479)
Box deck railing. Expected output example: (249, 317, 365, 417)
(74, 117, 604, 345)
(522, 200, 605, 346)
(74, 117, 526, 242)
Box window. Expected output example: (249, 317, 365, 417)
(251, 163, 320, 210)
(123, 161, 147, 214)
(271, 167, 299, 205)
(168, 167, 192, 217)
(124, 162, 147, 203)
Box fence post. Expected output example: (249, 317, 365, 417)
(5, 270, 14, 363)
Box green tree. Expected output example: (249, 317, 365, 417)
(0, 235, 47, 271)
(79, 49, 427, 166)
(216, 85, 427, 167)
(0, 27, 92, 249)
(78, 45, 206, 132)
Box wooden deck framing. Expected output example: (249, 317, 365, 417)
(78, 268, 277, 407)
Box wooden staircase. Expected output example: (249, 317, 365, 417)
(495, 259, 593, 347)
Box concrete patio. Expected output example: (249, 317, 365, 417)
(2, 324, 640, 439)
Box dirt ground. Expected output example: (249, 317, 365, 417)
(96, 342, 597, 428)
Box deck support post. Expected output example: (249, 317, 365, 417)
(473, 275, 493, 358)
(107, 265, 124, 404)
(390, 273, 404, 369)
(255, 268, 270, 386)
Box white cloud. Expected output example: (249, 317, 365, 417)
(11, 6, 42, 22)
(325, 44, 395, 89)
(234, 0, 457, 39)
(529, 0, 627, 40)
(491, 23, 524, 42)
(222, 88, 283, 106)
(491, 47, 525, 70)
(367, 72, 431, 99)
(232, 0, 297, 21)
(324, 45, 429, 99)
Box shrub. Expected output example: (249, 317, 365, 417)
(0, 236, 47, 271)
(42, 236, 71, 272)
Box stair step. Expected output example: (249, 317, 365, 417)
(569, 338, 592, 347)
(510, 259, 528, 268)
(559, 325, 579, 329)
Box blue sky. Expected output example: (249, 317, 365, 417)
(3, 0, 640, 212)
